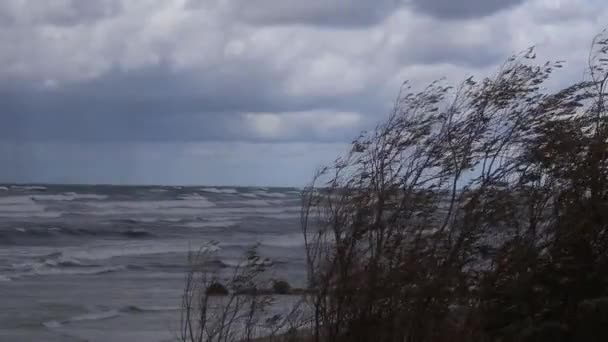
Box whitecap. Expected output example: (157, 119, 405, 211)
(31, 265, 126, 276)
(44, 309, 121, 329)
(0, 196, 61, 218)
(85, 196, 216, 216)
(53, 240, 221, 263)
(200, 187, 239, 194)
(55, 193, 108, 201)
(253, 191, 288, 198)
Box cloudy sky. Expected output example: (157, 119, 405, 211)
(0, 0, 606, 186)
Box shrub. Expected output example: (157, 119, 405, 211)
(272, 280, 292, 295)
(301, 30, 608, 342)
(205, 282, 229, 296)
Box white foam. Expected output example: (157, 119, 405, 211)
(43, 320, 62, 329)
(43, 305, 181, 329)
(11, 252, 126, 278)
(222, 257, 274, 268)
(54, 193, 108, 200)
(0, 195, 43, 208)
(85, 202, 298, 220)
(253, 191, 288, 198)
(0, 196, 61, 218)
(200, 187, 239, 194)
(31, 265, 126, 276)
(44, 309, 121, 328)
(55, 240, 220, 262)
(0, 275, 11, 282)
(0, 186, 8, 191)
(84, 196, 215, 217)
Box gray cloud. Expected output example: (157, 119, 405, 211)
(0, 61, 378, 143)
(0, 0, 122, 27)
(187, 0, 403, 28)
(0, 0, 606, 185)
(408, 0, 525, 19)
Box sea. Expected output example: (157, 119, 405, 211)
(0, 184, 308, 341)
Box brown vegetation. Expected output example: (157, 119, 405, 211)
(181, 30, 608, 342)
(300, 30, 608, 342)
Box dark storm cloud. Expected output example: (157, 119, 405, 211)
(0, 65, 374, 143)
(0, 0, 596, 145)
(408, 0, 525, 19)
(404, 31, 508, 68)
(0, 0, 605, 185)
(223, 0, 403, 28)
(0, 0, 122, 27)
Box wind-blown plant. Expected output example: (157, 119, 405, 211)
(301, 31, 608, 342)
(179, 244, 306, 342)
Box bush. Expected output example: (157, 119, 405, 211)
(205, 282, 229, 296)
(301, 30, 608, 342)
(272, 280, 292, 295)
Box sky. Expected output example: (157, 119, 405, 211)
(0, 0, 606, 187)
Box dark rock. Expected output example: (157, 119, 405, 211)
(206, 282, 229, 296)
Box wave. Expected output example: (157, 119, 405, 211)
(120, 229, 156, 238)
(261, 233, 306, 248)
(10, 263, 127, 280)
(11, 185, 47, 191)
(7, 249, 149, 279)
(221, 258, 277, 268)
(45, 241, 221, 263)
(0, 226, 157, 241)
(112, 217, 177, 224)
(200, 188, 239, 194)
(55, 192, 108, 201)
(230, 199, 285, 207)
(83, 196, 216, 216)
(0, 211, 62, 219)
(253, 191, 288, 198)
(30, 265, 127, 277)
(182, 220, 239, 229)
(44, 309, 121, 328)
(44, 305, 181, 329)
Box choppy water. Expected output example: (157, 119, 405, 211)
(0, 184, 307, 341)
